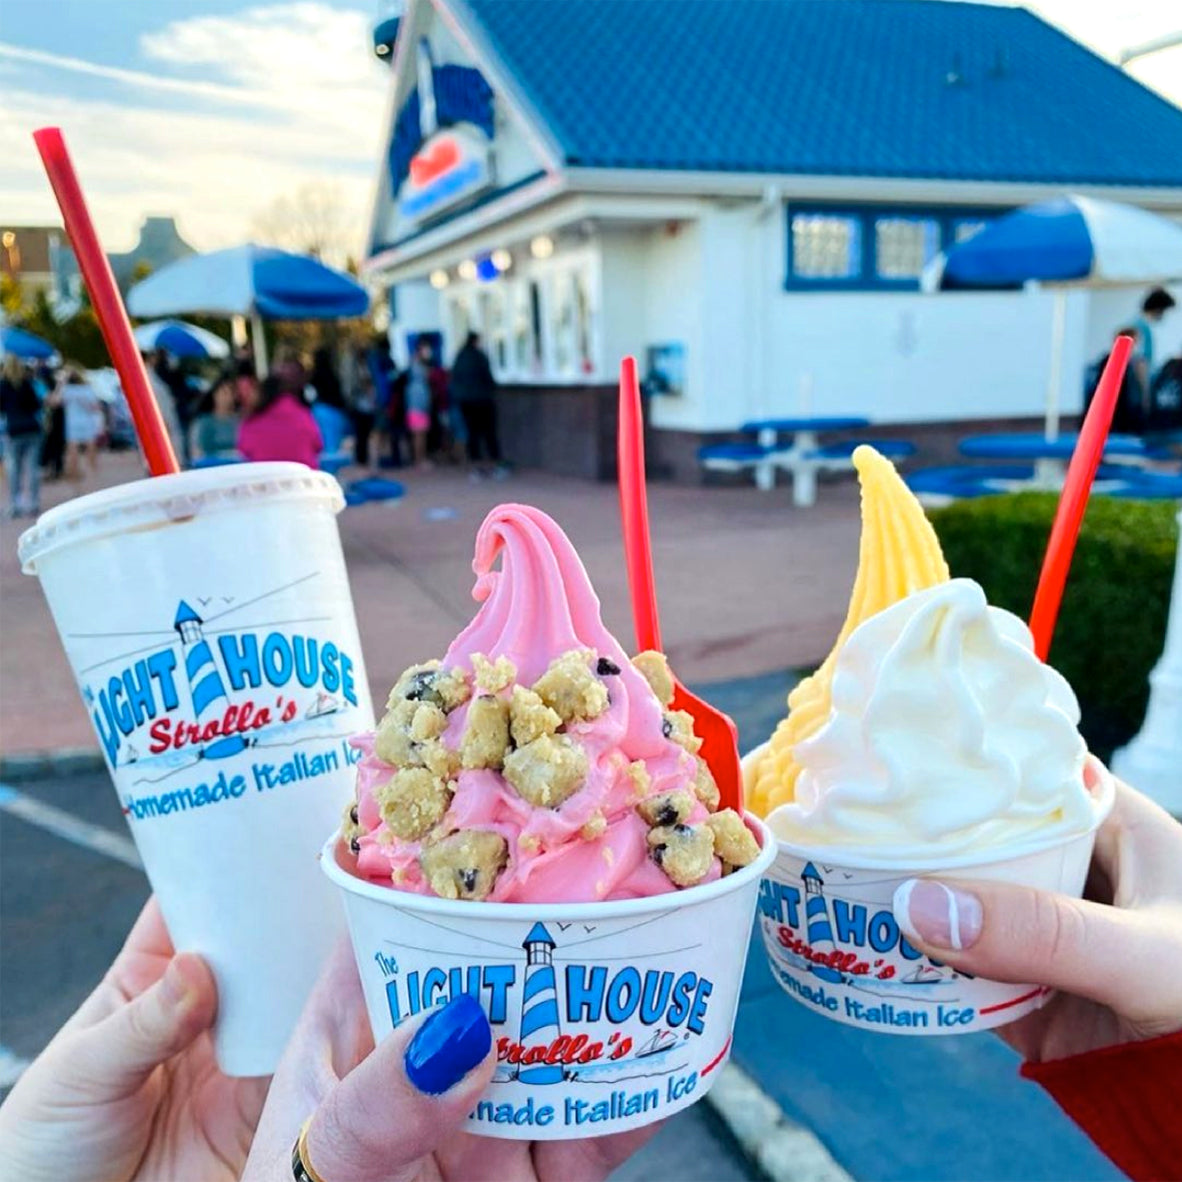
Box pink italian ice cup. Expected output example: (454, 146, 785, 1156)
(742, 743, 1115, 1036)
(321, 504, 775, 1139)
(322, 821, 773, 1140)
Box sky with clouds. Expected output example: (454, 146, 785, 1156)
(1, 0, 1180, 258)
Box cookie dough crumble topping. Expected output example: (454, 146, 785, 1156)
(356, 647, 752, 900)
(532, 649, 610, 723)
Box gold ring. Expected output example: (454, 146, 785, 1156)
(291, 1117, 328, 1182)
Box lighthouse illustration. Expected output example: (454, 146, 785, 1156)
(801, 862, 844, 984)
(174, 600, 247, 760)
(517, 923, 564, 1084)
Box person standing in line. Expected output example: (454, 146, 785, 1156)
(405, 337, 434, 469)
(153, 351, 194, 466)
(1, 355, 45, 517)
(59, 367, 104, 482)
(348, 344, 377, 470)
(237, 373, 323, 469)
(310, 346, 345, 409)
(366, 335, 401, 468)
(1132, 287, 1177, 394)
(39, 364, 65, 481)
(1086, 327, 1149, 435)
(450, 331, 506, 480)
(144, 351, 185, 466)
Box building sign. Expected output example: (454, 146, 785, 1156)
(398, 124, 491, 222)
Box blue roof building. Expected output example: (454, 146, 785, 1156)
(365, 0, 1182, 478)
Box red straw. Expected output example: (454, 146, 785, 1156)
(617, 356, 663, 652)
(33, 128, 179, 476)
(1028, 333, 1133, 661)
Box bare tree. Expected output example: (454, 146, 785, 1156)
(251, 182, 357, 270)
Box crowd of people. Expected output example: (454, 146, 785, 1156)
(0, 357, 107, 516)
(0, 331, 509, 517)
(358, 330, 508, 480)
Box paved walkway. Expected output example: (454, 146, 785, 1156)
(1, 453, 862, 757)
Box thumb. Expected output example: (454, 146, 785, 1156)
(893, 877, 1168, 1015)
(70, 953, 217, 1096)
(303, 993, 494, 1182)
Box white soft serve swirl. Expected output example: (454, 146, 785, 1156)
(768, 580, 1093, 857)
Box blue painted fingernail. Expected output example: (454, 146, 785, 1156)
(405, 993, 491, 1095)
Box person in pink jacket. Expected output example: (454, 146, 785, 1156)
(237, 373, 322, 469)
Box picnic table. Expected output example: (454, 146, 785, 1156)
(699, 416, 917, 505)
(733, 417, 873, 503)
(958, 432, 1164, 490)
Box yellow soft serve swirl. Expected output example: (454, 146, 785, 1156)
(747, 446, 950, 817)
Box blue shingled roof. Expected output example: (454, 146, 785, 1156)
(458, 0, 1182, 188)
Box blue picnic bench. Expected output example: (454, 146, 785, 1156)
(699, 417, 915, 505)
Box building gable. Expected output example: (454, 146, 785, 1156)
(368, 0, 557, 255)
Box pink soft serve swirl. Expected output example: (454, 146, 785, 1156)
(352, 503, 715, 902)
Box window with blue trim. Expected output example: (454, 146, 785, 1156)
(785, 204, 1006, 290)
(790, 212, 862, 280)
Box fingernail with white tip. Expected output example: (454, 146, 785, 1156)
(893, 879, 982, 951)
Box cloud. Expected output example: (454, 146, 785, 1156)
(0, 3, 387, 253)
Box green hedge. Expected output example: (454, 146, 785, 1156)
(929, 493, 1178, 760)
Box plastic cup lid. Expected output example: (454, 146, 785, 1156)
(19, 462, 345, 573)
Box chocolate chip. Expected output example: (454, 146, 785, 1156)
(673, 823, 693, 837)
(459, 868, 479, 893)
(349, 805, 359, 824)
(597, 657, 621, 676)
(349, 836, 361, 854)
(651, 843, 667, 864)
(662, 717, 674, 738)
(655, 803, 679, 826)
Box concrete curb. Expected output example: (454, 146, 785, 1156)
(707, 1062, 852, 1182)
(0, 749, 105, 782)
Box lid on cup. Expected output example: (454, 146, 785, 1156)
(19, 462, 346, 574)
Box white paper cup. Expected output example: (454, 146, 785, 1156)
(321, 814, 776, 1139)
(19, 463, 375, 1075)
(742, 743, 1114, 1036)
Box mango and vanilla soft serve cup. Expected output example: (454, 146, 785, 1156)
(745, 447, 1113, 1035)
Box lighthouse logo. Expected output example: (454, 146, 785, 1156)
(174, 600, 248, 761)
(518, 924, 564, 1084)
(77, 572, 362, 775)
(378, 917, 723, 1091)
(800, 862, 844, 984)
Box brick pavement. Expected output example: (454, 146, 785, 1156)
(0, 453, 861, 757)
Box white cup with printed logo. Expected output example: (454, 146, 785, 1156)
(19, 463, 375, 1075)
(320, 813, 775, 1139)
(742, 743, 1114, 1035)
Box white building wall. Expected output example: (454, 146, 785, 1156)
(598, 229, 649, 370)
(636, 203, 1165, 432)
(635, 222, 707, 431)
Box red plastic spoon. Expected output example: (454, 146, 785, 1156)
(617, 356, 743, 812)
(1029, 332, 1133, 661)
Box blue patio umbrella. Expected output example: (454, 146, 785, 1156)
(133, 319, 230, 360)
(0, 325, 59, 363)
(126, 244, 370, 374)
(924, 195, 1182, 437)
